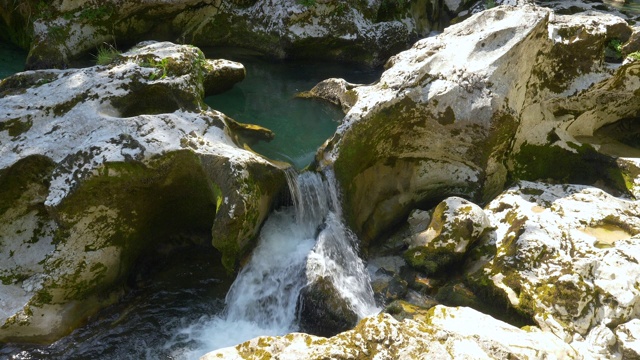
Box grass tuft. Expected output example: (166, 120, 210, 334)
(94, 44, 120, 66)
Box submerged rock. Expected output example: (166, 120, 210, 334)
(202, 305, 579, 359)
(317, 5, 640, 247)
(0, 41, 286, 342)
(468, 181, 640, 352)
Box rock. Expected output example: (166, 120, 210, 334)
(296, 275, 358, 337)
(202, 305, 579, 359)
(367, 255, 409, 305)
(407, 209, 431, 234)
(317, 4, 640, 248)
(202, 59, 246, 96)
(538, 0, 640, 22)
(0, 41, 287, 342)
(616, 319, 640, 359)
(404, 197, 490, 274)
(297, 78, 361, 113)
(468, 181, 640, 344)
(0, 1, 470, 70)
(622, 27, 640, 56)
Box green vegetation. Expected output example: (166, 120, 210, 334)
(94, 44, 120, 65)
(141, 58, 170, 80)
(79, 6, 113, 21)
(297, 0, 316, 6)
(628, 51, 640, 61)
(486, 0, 496, 8)
(606, 39, 623, 61)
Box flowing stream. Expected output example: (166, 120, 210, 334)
(0, 48, 380, 359)
(176, 170, 378, 359)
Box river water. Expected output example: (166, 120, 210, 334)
(0, 41, 27, 79)
(203, 48, 377, 169)
(603, 0, 640, 14)
(1, 46, 380, 359)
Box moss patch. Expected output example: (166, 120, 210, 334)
(52, 150, 218, 300)
(0, 155, 55, 217)
(511, 142, 626, 190)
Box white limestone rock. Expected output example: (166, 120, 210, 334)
(316, 4, 640, 247)
(404, 197, 490, 274)
(0, 41, 286, 342)
(201, 305, 579, 359)
(470, 181, 640, 345)
(615, 319, 640, 359)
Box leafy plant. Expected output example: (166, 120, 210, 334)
(94, 43, 120, 65)
(142, 58, 170, 80)
(606, 38, 623, 60)
(486, 0, 496, 9)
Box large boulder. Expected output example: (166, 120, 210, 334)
(404, 197, 490, 274)
(316, 4, 640, 246)
(202, 305, 579, 359)
(0, 41, 286, 342)
(296, 276, 359, 337)
(467, 181, 640, 355)
(0, 0, 476, 70)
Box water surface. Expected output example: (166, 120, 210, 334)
(204, 48, 379, 169)
(0, 41, 27, 79)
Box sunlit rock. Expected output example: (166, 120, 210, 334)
(0, 41, 286, 343)
(468, 181, 640, 345)
(317, 5, 640, 248)
(615, 319, 640, 359)
(201, 305, 579, 359)
(404, 197, 490, 274)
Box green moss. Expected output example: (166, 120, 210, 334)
(404, 246, 457, 275)
(0, 155, 55, 217)
(51, 93, 88, 117)
(511, 142, 625, 189)
(31, 290, 53, 306)
(0, 273, 29, 285)
(51, 150, 217, 299)
(0, 117, 33, 137)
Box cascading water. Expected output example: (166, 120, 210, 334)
(175, 169, 378, 359)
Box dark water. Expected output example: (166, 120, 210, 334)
(0, 41, 27, 79)
(204, 48, 380, 169)
(1, 245, 234, 360)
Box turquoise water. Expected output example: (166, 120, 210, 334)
(204, 48, 379, 169)
(0, 41, 27, 79)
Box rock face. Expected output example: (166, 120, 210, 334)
(317, 4, 640, 247)
(202, 305, 579, 359)
(468, 181, 640, 355)
(0, 0, 476, 70)
(0, 41, 286, 342)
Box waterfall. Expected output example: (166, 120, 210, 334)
(174, 168, 377, 359)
